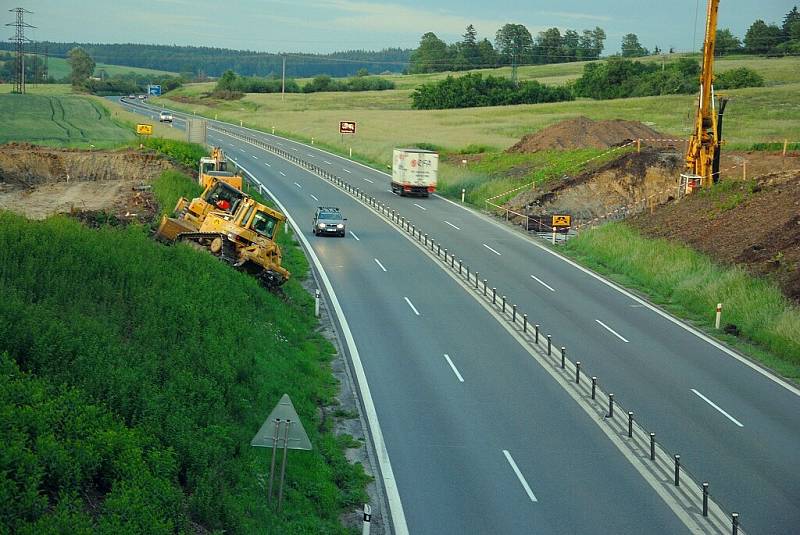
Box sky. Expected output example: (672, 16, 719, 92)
(4, 0, 796, 55)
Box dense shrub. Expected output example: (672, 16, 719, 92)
(714, 67, 765, 89)
(573, 57, 700, 99)
(411, 72, 573, 109)
(302, 74, 395, 93)
(141, 137, 207, 169)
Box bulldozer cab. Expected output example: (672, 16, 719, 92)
(203, 180, 245, 214)
(232, 198, 284, 240)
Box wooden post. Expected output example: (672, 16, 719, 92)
(743, 160, 747, 180)
(637, 139, 641, 153)
(783, 139, 789, 157)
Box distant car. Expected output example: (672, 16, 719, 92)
(312, 206, 346, 237)
(138, 94, 146, 100)
(126, 94, 135, 99)
(159, 111, 173, 123)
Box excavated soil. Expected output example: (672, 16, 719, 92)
(507, 117, 674, 153)
(0, 143, 174, 223)
(629, 169, 800, 304)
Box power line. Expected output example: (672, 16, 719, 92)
(6, 7, 34, 94)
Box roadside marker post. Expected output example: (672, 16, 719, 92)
(715, 303, 722, 330)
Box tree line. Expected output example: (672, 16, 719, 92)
(213, 68, 395, 99)
(0, 41, 412, 78)
(715, 6, 800, 55)
(409, 23, 606, 73)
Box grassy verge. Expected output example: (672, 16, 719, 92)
(0, 170, 369, 533)
(563, 223, 800, 380)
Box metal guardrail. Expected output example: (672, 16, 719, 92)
(213, 123, 746, 534)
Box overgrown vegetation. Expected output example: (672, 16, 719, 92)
(411, 72, 573, 109)
(0, 170, 369, 532)
(564, 223, 800, 378)
(213, 69, 394, 98)
(715, 67, 765, 89)
(140, 137, 207, 169)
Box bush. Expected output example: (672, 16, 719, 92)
(411, 73, 573, 109)
(141, 137, 207, 169)
(302, 74, 395, 93)
(715, 67, 765, 89)
(573, 57, 700, 99)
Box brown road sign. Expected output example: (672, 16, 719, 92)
(552, 214, 571, 227)
(339, 121, 356, 134)
(136, 123, 153, 135)
(251, 394, 312, 450)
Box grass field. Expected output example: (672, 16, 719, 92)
(0, 91, 185, 147)
(0, 93, 136, 147)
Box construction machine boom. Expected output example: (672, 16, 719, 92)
(684, 0, 728, 190)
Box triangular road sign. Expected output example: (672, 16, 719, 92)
(251, 394, 312, 450)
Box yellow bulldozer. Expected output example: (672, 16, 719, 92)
(156, 178, 290, 288)
(198, 147, 243, 190)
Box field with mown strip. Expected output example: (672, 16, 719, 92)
(0, 93, 135, 147)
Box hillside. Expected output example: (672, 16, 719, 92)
(0, 148, 370, 532)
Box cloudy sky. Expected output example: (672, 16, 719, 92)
(7, 0, 794, 55)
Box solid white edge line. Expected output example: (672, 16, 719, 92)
(444, 221, 461, 230)
(349, 231, 360, 241)
(595, 319, 630, 343)
(184, 104, 800, 397)
(691, 389, 744, 427)
(374, 258, 387, 272)
(443, 354, 464, 383)
(482, 243, 502, 256)
(413, 203, 427, 211)
(230, 160, 409, 534)
(530, 274, 556, 292)
(502, 450, 538, 503)
(404, 297, 420, 316)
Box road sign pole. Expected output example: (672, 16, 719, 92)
(267, 419, 280, 500)
(277, 421, 292, 511)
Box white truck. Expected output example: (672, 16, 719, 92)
(391, 148, 438, 197)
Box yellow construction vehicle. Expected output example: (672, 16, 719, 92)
(683, 0, 728, 192)
(199, 147, 243, 190)
(156, 179, 290, 288)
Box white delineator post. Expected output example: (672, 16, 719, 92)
(715, 303, 722, 329)
(361, 504, 372, 535)
(461, 188, 466, 203)
(349, 147, 353, 158)
(552, 226, 557, 245)
(315, 290, 321, 317)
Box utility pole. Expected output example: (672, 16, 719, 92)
(43, 43, 48, 81)
(6, 7, 35, 94)
(511, 52, 518, 85)
(281, 56, 286, 102)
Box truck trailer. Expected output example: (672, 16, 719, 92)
(391, 148, 438, 197)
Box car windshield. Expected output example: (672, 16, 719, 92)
(252, 211, 278, 238)
(319, 212, 339, 220)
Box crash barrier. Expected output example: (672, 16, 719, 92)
(213, 122, 745, 534)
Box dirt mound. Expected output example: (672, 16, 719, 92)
(0, 144, 173, 222)
(509, 149, 683, 221)
(629, 169, 800, 304)
(507, 117, 672, 153)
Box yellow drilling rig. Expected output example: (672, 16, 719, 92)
(683, 0, 729, 193)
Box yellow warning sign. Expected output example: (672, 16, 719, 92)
(136, 123, 153, 135)
(552, 214, 571, 227)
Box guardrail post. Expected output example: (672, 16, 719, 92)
(424, 234, 428, 246)
(591, 377, 597, 399)
(650, 433, 656, 460)
(483, 280, 487, 295)
(444, 248, 448, 261)
(492, 288, 497, 304)
(502, 296, 506, 313)
(535, 325, 540, 344)
(466, 266, 469, 279)
(438, 244, 441, 256)
(732, 512, 739, 534)
(512, 304, 517, 322)
(674, 455, 681, 486)
(474, 272, 479, 289)
(458, 260, 462, 275)
(627, 412, 634, 438)
(560, 347, 566, 369)
(608, 393, 614, 418)
(523, 314, 528, 332)
(702, 483, 709, 517)
(547, 335, 552, 355)
(575, 362, 581, 383)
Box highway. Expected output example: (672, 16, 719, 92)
(121, 98, 799, 533)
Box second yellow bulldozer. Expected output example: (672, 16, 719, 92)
(198, 147, 243, 190)
(156, 178, 290, 288)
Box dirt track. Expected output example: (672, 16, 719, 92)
(0, 143, 173, 222)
